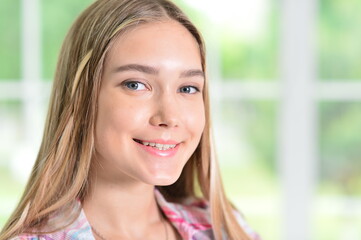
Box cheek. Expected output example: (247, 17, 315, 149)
(95, 94, 150, 146)
(185, 101, 206, 137)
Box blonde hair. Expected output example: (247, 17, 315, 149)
(0, 0, 251, 239)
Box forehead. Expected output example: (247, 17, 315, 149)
(105, 20, 202, 69)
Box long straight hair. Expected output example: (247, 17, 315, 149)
(0, 0, 251, 239)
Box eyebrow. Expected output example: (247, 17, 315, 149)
(179, 69, 205, 78)
(112, 64, 205, 78)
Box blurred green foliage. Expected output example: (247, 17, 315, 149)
(319, 0, 361, 80)
(0, 0, 20, 79)
(320, 102, 361, 195)
(219, 4, 279, 80)
(221, 100, 277, 171)
(42, 0, 94, 79)
(0, 166, 23, 229)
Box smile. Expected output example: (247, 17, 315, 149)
(133, 138, 180, 157)
(134, 139, 176, 150)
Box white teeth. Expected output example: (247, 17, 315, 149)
(138, 140, 177, 150)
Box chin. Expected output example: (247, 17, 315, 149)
(146, 171, 182, 186)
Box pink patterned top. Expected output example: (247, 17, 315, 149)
(11, 189, 261, 240)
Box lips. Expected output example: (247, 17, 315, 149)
(133, 138, 180, 157)
(133, 139, 177, 150)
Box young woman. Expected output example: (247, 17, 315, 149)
(0, 0, 261, 239)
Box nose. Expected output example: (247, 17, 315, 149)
(149, 95, 179, 128)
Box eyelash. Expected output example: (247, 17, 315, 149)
(122, 80, 148, 91)
(121, 80, 200, 94)
(178, 86, 200, 94)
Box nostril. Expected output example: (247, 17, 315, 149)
(149, 114, 179, 128)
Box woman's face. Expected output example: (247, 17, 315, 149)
(94, 20, 205, 186)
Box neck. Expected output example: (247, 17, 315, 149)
(82, 175, 162, 237)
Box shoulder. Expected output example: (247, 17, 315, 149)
(11, 201, 94, 240)
(10, 229, 92, 240)
(10, 235, 40, 240)
(155, 189, 212, 223)
(155, 189, 213, 239)
(178, 198, 262, 240)
(155, 189, 262, 240)
(11, 222, 93, 240)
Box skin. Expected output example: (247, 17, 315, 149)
(82, 20, 205, 240)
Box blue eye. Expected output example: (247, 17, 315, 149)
(179, 86, 199, 94)
(123, 81, 147, 91)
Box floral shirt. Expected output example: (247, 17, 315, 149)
(12, 189, 261, 240)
